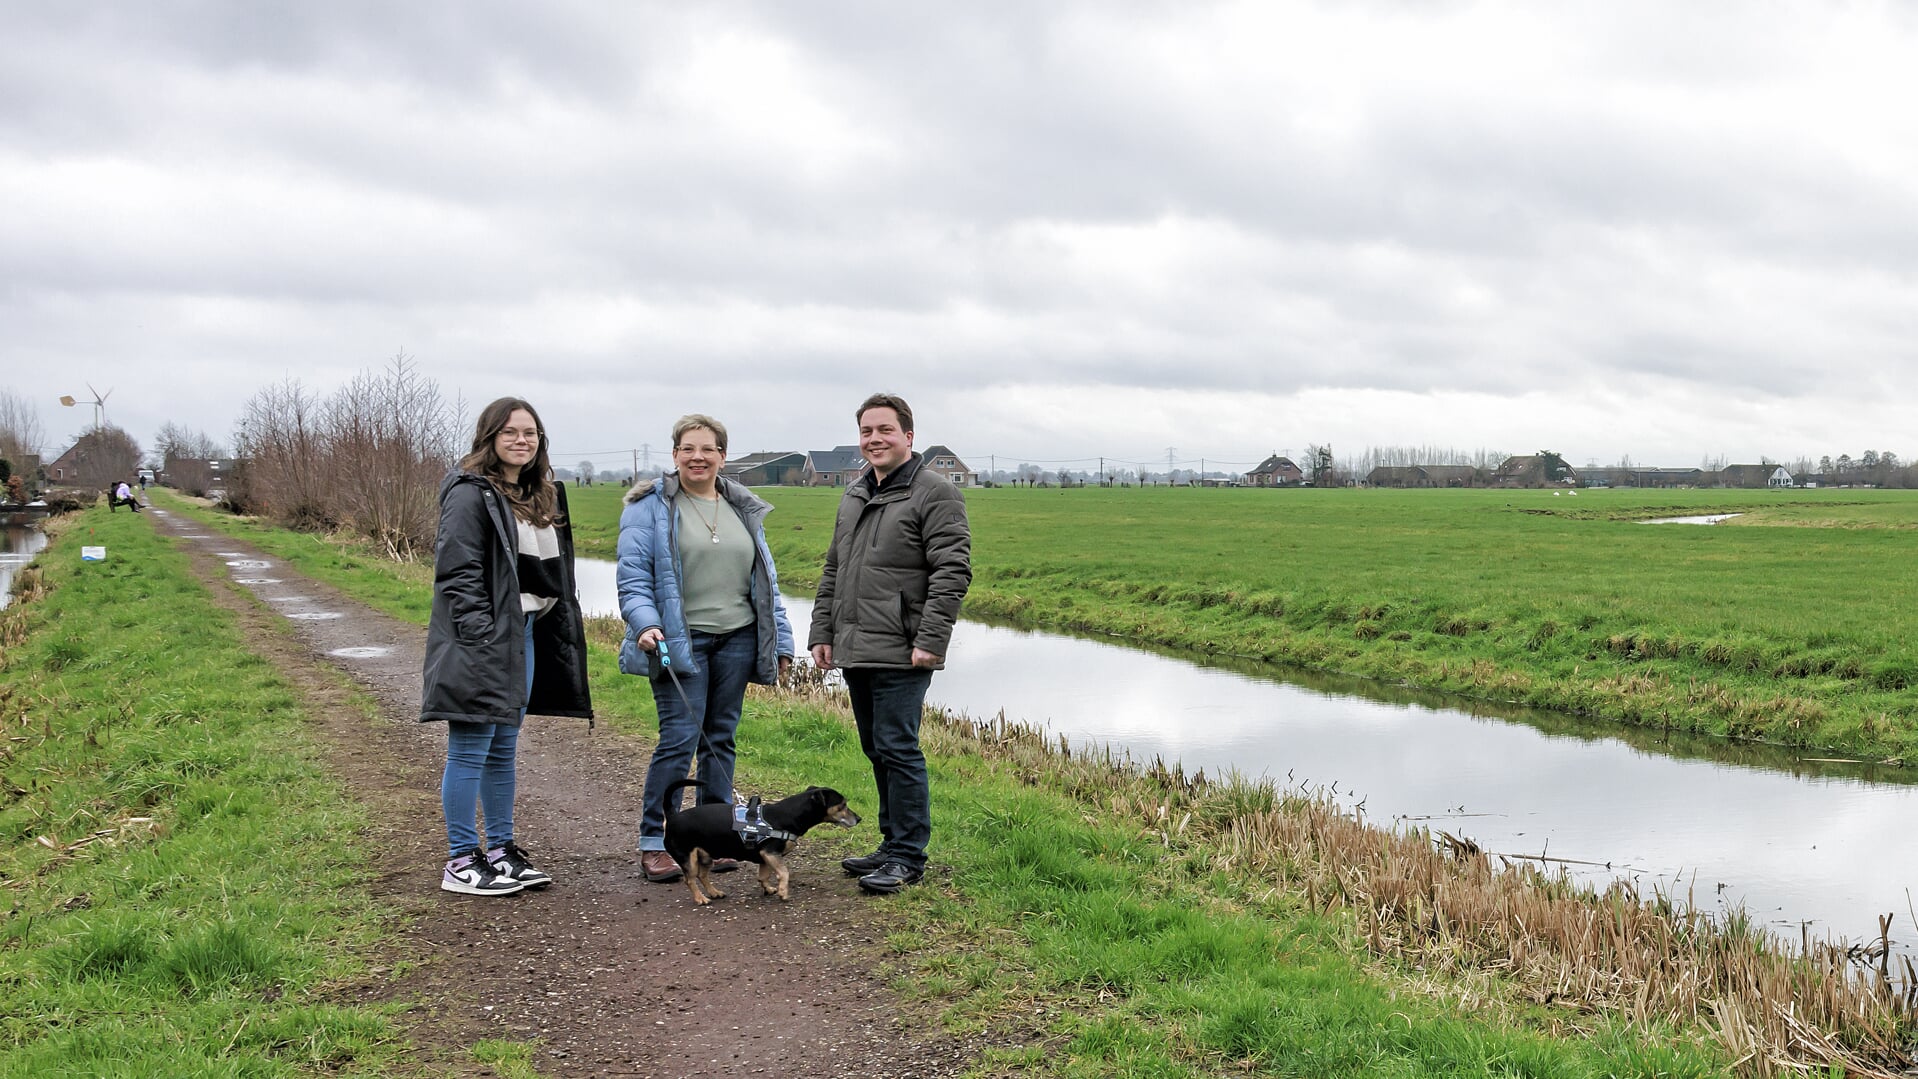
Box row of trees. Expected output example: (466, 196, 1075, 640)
(231, 357, 463, 558)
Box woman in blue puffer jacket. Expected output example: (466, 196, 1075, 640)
(616, 413, 794, 883)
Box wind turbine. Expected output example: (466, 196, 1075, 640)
(59, 384, 113, 429)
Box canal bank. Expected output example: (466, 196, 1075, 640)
(567, 556, 1918, 956)
(0, 520, 49, 609)
(139, 494, 1918, 1074)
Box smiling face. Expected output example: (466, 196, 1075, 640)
(858, 406, 914, 478)
(673, 425, 726, 493)
(494, 408, 540, 478)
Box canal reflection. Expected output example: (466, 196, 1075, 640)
(573, 556, 1917, 948)
(1, 525, 49, 610)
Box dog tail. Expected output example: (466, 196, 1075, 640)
(661, 777, 710, 824)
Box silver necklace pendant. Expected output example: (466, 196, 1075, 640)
(710, 531, 720, 543)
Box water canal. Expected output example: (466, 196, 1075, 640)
(585, 555, 1913, 949)
(0, 524, 49, 611)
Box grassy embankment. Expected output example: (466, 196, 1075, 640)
(0, 509, 445, 1077)
(143, 490, 1825, 1077)
(565, 483, 1918, 764)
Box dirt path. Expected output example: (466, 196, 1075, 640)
(144, 506, 982, 1078)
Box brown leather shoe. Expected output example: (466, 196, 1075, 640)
(710, 858, 741, 873)
(641, 850, 682, 882)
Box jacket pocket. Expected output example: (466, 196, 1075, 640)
(455, 612, 494, 644)
(900, 594, 921, 644)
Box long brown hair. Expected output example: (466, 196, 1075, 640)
(459, 397, 560, 527)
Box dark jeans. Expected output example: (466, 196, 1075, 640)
(843, 667, 934, 870)
(638, 625, 757, 849)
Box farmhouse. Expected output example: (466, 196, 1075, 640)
(1617, 467, 1706, 489)
(1366, 465, 1480, 488)
(1246, 454, 1304, 487)
(43, 443, 85, 484)
(1713, 464, 1793, 489)
(723, 451, 807, 486)
(1490, 456, 1577, 488)
(921, 445, 978, 486)
(805, 446, 864, 487)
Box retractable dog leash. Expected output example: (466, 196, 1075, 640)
(654, 640, 698, 717)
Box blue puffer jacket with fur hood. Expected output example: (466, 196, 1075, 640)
(614, 471, 794, 683)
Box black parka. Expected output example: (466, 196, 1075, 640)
(420, 471, 593, 725)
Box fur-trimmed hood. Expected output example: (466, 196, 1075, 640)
(624, 471, 772, 518)
(623, 474, 663, 503)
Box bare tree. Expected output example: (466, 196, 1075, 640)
(577, 460, 594, 486)
(233, 378, 330, 527)
(325, 356, 462, 557)
(232, 356, 461, 557)
(0, 387, 47, 462)
(154, 421, 224, 462)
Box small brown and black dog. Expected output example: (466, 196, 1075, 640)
(661, 778, 860, 905)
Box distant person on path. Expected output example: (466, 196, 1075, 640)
(421, 397, 593, 896)
(109, 479, 141, 512)
(810, 393, 971, 894)
(617, 414, 795, 883)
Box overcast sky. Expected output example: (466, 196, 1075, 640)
(4, 1, 1914, 474)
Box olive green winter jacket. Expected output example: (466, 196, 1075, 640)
(808, 454, 972, 669)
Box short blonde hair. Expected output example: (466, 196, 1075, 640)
(672, 414, 727, 452)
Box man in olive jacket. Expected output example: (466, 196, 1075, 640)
(810, 393, 972, 894)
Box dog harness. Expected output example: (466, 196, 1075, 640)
(733, 796, 796, 849)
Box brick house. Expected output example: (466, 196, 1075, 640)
(1247, 454, 1304, 487)
(920, 445, 978, 486)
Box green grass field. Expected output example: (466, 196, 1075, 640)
(0, 511, 412, 1077)
(566, 482, 1918, 761)
(147, 490, 1752, 1077)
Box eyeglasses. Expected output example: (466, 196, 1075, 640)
(500, 428, 541, 444)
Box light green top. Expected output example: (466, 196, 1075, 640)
(675, 492, 755, 634)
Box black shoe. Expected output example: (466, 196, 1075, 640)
(841, 850, 889, 876)
(857, 862, 923, 894)
(486, 841, 553, 889)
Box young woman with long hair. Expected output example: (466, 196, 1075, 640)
(421, 397, 592, 895)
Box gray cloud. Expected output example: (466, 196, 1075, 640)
(4, 1, 1916, 468)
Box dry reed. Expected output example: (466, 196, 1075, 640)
(762, 668, 1918, 1077)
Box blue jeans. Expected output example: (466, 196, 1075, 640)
(637, 626, 757, 850)
(442, 619, 534, 858)
(844, 667, 934, 870)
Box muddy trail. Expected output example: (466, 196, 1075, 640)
(143, 506, 982, 1078)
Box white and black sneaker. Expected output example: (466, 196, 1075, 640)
(442, 848, 526, 896)
(485, 841, 552, 889)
